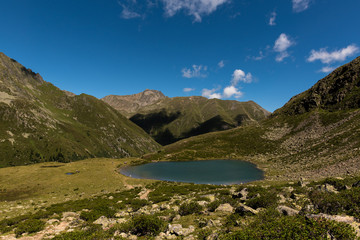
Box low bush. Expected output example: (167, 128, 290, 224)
(179, 202, 203, 216)
(52, 224, 115, 240)
(117, 214, 165, 236)
(222, 215, 356, 239)
(207, 200, 221, 212)
(245, 189, 278, 209)
(14, 219, 45, 237)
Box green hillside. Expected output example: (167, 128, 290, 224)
(0, 53, 160, 167)
(104, 92, 270, 145)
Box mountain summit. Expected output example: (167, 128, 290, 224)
(102, 89, 166, 117)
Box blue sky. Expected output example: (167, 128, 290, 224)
(1, 0, 359, 112)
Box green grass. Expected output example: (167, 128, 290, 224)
(0, 158, 154, 220)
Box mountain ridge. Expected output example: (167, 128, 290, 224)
(103, 90, 270, 145)
(274, 56, 360, 116)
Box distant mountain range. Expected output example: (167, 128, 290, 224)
(145, 56, 360, 180)
(0, 53, 160, 167)
(102, 90, 270, 145)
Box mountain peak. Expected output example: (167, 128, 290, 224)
(274, 56, 360, 115)
(102, 89, 167, 116)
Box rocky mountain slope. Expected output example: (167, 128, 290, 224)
(0, 53, 160, 167)
(102, 90, 166, 117)
(274, 56, 360, 115)
(103, 91, 270, 145)
(145, 56, 360, 180)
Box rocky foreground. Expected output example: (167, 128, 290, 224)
(1, 176, 360, 239)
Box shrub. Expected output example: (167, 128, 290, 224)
(207, 200, 220, 212)
(14, 219, 45, 237)
(118, 214, 165, 236)
(79, 202, 116, 222)
(52, 224, 115, 240)
(221, 215, 356, 240)
(179, 202, 203, 216)
(246, 190, 278, 209)
(124, 199, 148, 211)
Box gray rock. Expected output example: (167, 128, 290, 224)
(207, 232, 219, 240)
(235, 203, 259, 215)
(94, 216, 117, 229)
(276, 205, 299, 216)
(318, 184, 338, 193)
(168, 224, 195, 236)
(197, 201, 208, 206)
(160, 204, 171, 210)
(207, 219, 222, 227)
(215, 203, 234, 213)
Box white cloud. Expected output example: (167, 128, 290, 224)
(269, 11, 276, 26)
(218, 60, 225, 68)
(307, 44, 359, 64)
(253, 51, 265, 61)
(319, 66, 336, 73)
(275, 51, 290, 62)
(223, 86, 243, 98)
(202, 88, 222, 99)
(292, 0, 310, 13)
(161, 0, 229, 22)
(273, 33, 294, 62)
(119, 1, 142, 19)
(231, 69, 253, 85)
(274, 33, 293, 52)
(182, 65, 208, 78)
(183, 87, 195, 92)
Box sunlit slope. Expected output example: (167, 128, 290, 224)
(0, 53, 160, 167)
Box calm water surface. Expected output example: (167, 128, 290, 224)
(120, 160, 264, 185)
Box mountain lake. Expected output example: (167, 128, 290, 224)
(120, 160, 264, 185)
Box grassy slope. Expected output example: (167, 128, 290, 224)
(0, 158, 153, 219)
(0, 53, 160, 167)
(144, 109, 360, 180)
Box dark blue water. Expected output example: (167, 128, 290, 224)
(120, 160, 264, 185)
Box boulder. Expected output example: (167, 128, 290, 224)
(215, 203, 234, 213)
(276, 205, 299, 216)
(93, 216, 115, 229)
(197, 201, 208, 206)
(318, 184, 338, 193)
(235, 203, 259, 215)
(168, 224, 195, 236)
(207, 219, 222, 227)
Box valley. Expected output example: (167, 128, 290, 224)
(0, 54, 360, 239)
